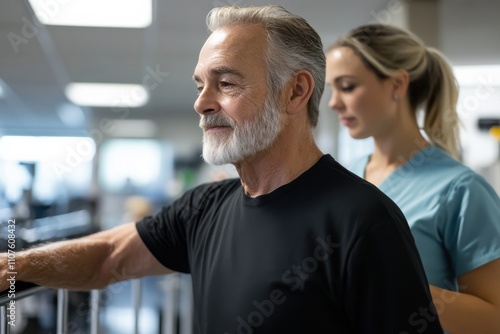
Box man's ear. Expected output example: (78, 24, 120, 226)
(285, 70, 315, 115)
(391, 69, 410, 99)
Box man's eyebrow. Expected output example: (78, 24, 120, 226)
(192, 74, 202, 83)
(211, 66, 243, 77)
(192, 66, 243, 83)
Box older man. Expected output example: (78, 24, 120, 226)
(1, 6, 443, 334)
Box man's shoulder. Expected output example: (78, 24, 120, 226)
(314, 155, 378, 192)
(183, 178, 241, 204)
(310, 155, 400, 213)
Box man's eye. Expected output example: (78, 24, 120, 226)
(220, 81, 233, 88)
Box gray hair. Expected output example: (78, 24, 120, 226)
(206, 5, 325, 127)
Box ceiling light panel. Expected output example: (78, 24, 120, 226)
(28, 0, 152, 28)
(65, 83, 149, 107)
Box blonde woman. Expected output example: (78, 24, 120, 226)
(326, 24, 500, 333)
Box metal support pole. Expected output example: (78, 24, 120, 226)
(132, 279, 142, 334)
(162, 273, 180, 334)
(1, 305, 10, 334)
(179, 274, 193, 334)
(90, 289, 100, 334)
(56, 289, 68, 334)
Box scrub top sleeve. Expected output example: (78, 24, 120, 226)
(444, 173, 500, 277)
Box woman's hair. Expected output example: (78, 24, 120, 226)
(330, 24, 460, 158)
(206, 5, 325, 128)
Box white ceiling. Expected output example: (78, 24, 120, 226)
(0, 0, 499, 137)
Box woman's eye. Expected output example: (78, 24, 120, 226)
(341, 85, 355, 92)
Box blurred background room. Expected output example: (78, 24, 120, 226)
(0, 0, 499, 333)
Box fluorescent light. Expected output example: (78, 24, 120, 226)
(0, 136, 96, 162)
(28, 0, 152, 28)
(454, 65, 500, 87)
(65, 83, 149, 107)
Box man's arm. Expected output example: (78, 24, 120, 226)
(1, 222, 171, 291)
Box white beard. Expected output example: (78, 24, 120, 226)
(200, 95, 282, 165)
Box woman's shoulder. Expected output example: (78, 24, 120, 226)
(423, 147, 499, 201)
(418, 146, 475, 178)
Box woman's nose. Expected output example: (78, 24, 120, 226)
(327, 90, 344, 112)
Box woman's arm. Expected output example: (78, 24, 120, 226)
(430, 258, 500, 333)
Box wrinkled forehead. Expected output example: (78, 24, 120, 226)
(195, 24, 268, 76)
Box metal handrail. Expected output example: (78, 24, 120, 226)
(1, 282, 71, 334)
(1, 282, 50, 334)
(0, 282, 46, 306)
(1, 276, 192, 333)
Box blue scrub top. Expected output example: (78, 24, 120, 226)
(349, 145, 500, 290)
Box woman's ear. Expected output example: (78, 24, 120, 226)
(285, 70, 315, 115)
(391, 69, 410, 101)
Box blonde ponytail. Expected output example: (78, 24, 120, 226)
(423, 48, 460, 159)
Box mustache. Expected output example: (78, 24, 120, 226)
(199, 114, 234, 129)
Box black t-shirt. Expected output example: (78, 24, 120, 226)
(136, 155, 443, 334)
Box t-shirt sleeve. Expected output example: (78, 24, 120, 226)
(135, 183, 214, 273)
(343, 205, 444, 333)
(443, 173, 500, 277)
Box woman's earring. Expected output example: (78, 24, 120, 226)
(393, 94, 400, 101)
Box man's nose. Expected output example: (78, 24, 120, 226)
(194, 87, 220, 115)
